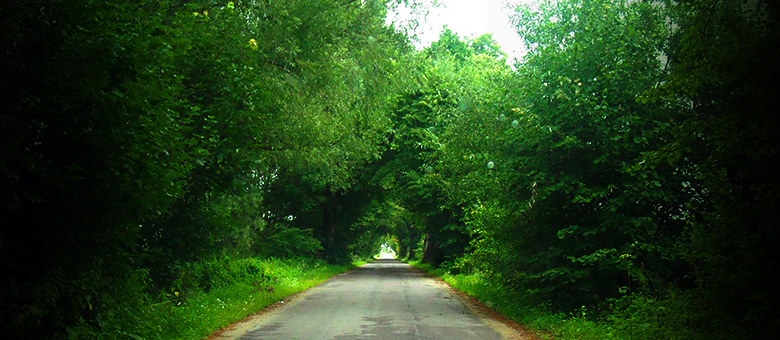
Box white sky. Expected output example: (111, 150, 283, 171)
(386, 0, 532, 64)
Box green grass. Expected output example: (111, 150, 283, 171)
(66, 257, 356, 340)
(409, 261, 692, 340)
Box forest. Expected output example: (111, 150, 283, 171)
(1, 0, 778, 339)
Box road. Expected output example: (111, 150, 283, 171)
(216, 259, 527, 340)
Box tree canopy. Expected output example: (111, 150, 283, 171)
(1, 0, 778, 339)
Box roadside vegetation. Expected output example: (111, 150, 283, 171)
(77, 257, 354, 340)
(386, 1, 779, 339)
(2, 1, 402, 338)
(412, 261, 693, 340)
(2, 0, 778, 339)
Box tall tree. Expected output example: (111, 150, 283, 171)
(435, 0, 689, 310)
(644, 0, 780, 337)
(0, 0, 410, 337)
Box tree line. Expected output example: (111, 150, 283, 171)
(372, 1, 779, 338)
(1, 0, 416, 337)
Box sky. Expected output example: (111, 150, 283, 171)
(386, 0, 531, 64)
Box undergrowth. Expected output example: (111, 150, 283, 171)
(65, 257, 354, 340)
(410, 261, 698, 340)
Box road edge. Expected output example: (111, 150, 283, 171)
(406, 263, 541, 340)
(204, 264, 364, 340)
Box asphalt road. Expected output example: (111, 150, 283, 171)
(219, 259, 525, 340)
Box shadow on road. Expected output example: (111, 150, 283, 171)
(346, 259, 423, 278)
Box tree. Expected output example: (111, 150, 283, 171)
(439, 0, 691, 310)
(0, 0, 410, 337)
(470, 33, 507, 60)
(643, 0, 780, 337)
(427, 27, 471, 61)
(375, 30, 516, 266)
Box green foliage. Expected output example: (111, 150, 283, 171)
(399, 0, 780, 338)
(642, 1, 780, 337)
(415, 262, 699, 340)
(434, 0, 690, 311)
(3, 0, 778, 338)
(1, 0, 408, 337)
(603, 292, 698, 340)
(63, 257, 351, 340)
(373, 29, 519, 266)
(427, 27, 471, 61)
(257, 226, 323, 259)
(469, 34, 507, 60)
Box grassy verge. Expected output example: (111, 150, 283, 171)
(68, 257, 356, 340)
(409, 261, 690, 340)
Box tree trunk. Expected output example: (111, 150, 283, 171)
(320, 190, 337, 260)
(420, 232, 441, 265)
(406, 221, 416, 260)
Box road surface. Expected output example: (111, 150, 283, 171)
(216, 259, 527, 340)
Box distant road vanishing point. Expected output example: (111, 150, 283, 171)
(214, 259, 529, 340)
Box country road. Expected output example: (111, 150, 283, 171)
(213, 259, 529, 340)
